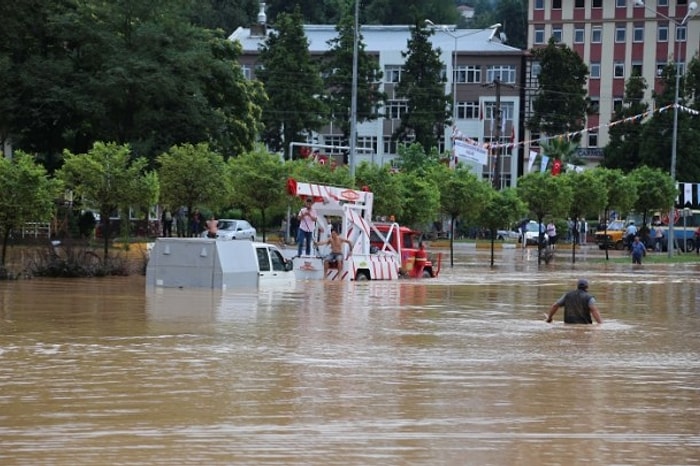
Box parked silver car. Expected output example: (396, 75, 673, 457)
(201, 219, 256, 241)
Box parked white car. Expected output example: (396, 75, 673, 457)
(201, 219, 256, 241)
(519, 221, 548, 245)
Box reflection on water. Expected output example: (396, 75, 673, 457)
(1, 248, 700, 465)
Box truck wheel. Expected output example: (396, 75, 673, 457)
(615, 240, 624, 250)
(422, 269, 432, 278)
(686, 239, 695, 252)
(355, 270, 370, 281)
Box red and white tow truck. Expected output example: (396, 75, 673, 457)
(286, 179, 440, 281)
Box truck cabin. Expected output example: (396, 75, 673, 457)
(369, 223, 418, 253)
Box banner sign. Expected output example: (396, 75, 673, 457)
(454, 140, 487, 166)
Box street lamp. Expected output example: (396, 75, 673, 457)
(634, 0, 698, 256)
(425, 21, 501, 153)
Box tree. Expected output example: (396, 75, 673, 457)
(394, 143, 442, 175)
(257, 8, 327, 160)
(602, 73, 649, 172)
(228, 146, 287, 242)
(516, 172, 573, 263)
(324, 8, 385, 140)
(471, 0, 528, 50)
(157, 143, 232, 226)
(435, 164, 492, 266)
(363, 0, 458, 26)
(479, 188, 527, 266)
(59, 142, 159, 259)
(593, 168, 638, 260)
(398, 172, 440, 230)
(629, 165, 677, 228)
(563, 170, 606, 263)
(540, 137, 582, 172)
(0, 152, 63, 267)
(0, 0, 264, 168)
(395, 18, 451, 151)
(528, 38, 588, 139)
(355, 162, 405, 220)
(637, 57, 700, 181)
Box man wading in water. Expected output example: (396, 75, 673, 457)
(545, 279, 602, 324)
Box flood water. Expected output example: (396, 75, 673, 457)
(1, 245, 699, 465)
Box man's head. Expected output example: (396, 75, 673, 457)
(577, 278, 589, 290)
(305, 198, 313, 207)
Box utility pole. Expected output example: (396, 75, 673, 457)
(491, 78, 502, 190)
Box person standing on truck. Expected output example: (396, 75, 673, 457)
(297, 198, 317, 257)
(315, 228, 352, 277)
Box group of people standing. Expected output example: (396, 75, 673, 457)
(159, 206, 217, 238)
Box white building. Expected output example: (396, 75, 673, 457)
(230, 19, 524, 188)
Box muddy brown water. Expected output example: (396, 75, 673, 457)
(1, 245, 699, 465)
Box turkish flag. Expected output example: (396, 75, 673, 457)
(551, 159, 562, 176)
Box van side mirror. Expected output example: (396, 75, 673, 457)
(285, 260, 294, 272)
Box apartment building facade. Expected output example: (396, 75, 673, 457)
(526, 0, 700, 163)
(230, 23, 524, 188)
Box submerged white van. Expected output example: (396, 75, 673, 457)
(146, 238, 294, 289)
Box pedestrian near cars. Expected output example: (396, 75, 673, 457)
(694, 226, 700, 255)
(653, 225, 664, 252)
(205, 215, 218, 239)
(546, 279, 602, 325)
(625, 221, 638, 251)
(629, 236, 646, 264)
(161, 207, 173, 237)
(546, 221, 557, 248)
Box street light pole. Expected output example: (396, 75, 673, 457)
(634, 0, 697, 256)
(348, 0, 359, 179)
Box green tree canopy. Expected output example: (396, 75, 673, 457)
(0, 152, 63, 266)
(258, 8, 327, 160)
(629, 165, 677, 225)
(156, 143, 232, 220)
(323, 8, 385, 139)
(602, 74, 648, 172)
(355, 162, 405, 220)
(395, 19, 451, 151)
(479, 187, 527, 265)
(228, 146, 287, 241)
(528, 38, 588, 139)
(59, 142, 158, 258)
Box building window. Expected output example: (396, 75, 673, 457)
(593, 0, 602, 7)
(534, 27, 545, 44)
(384, 65, 403, 83)
(658, 24, 669, 42)
(591, 26, 602, 43)
(534, 0, 544, 9)
(464, 65, 481, 84)
(613, 98, 623, 113)
(633, 25, 644, 42)
(531, 62, 541, 78)
(385, 100, 408, 119)
(590, 63, 601, 79)
(676, 25, 687, 42)
(552, 27, 563, 43)
(632, 63, 643, 76)
(588, 131, 599, 148)
(588, 97, 600, 114)
(658, 0, 668, 5)
(615, 25, 626, 43)
(486, 65, 517, 84)
(357, 136, 377, 153)
(241, 65, 252, 80)
(459, 101, 480, 120)
(616, 0, 626, 7)
(383, 137, 398, 155)
(614, 62, 625, 78)
(574, 27, 585, 43)
(323, 135, 346, 154)
(552, 0, 562, 8)
(656, 62, 667, 78)
(575, 0, 584, 7)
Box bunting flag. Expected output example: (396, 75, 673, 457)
(540, 155, 549, 173)
(450, 102, 698, 157)
(527, 150, 537, 173)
